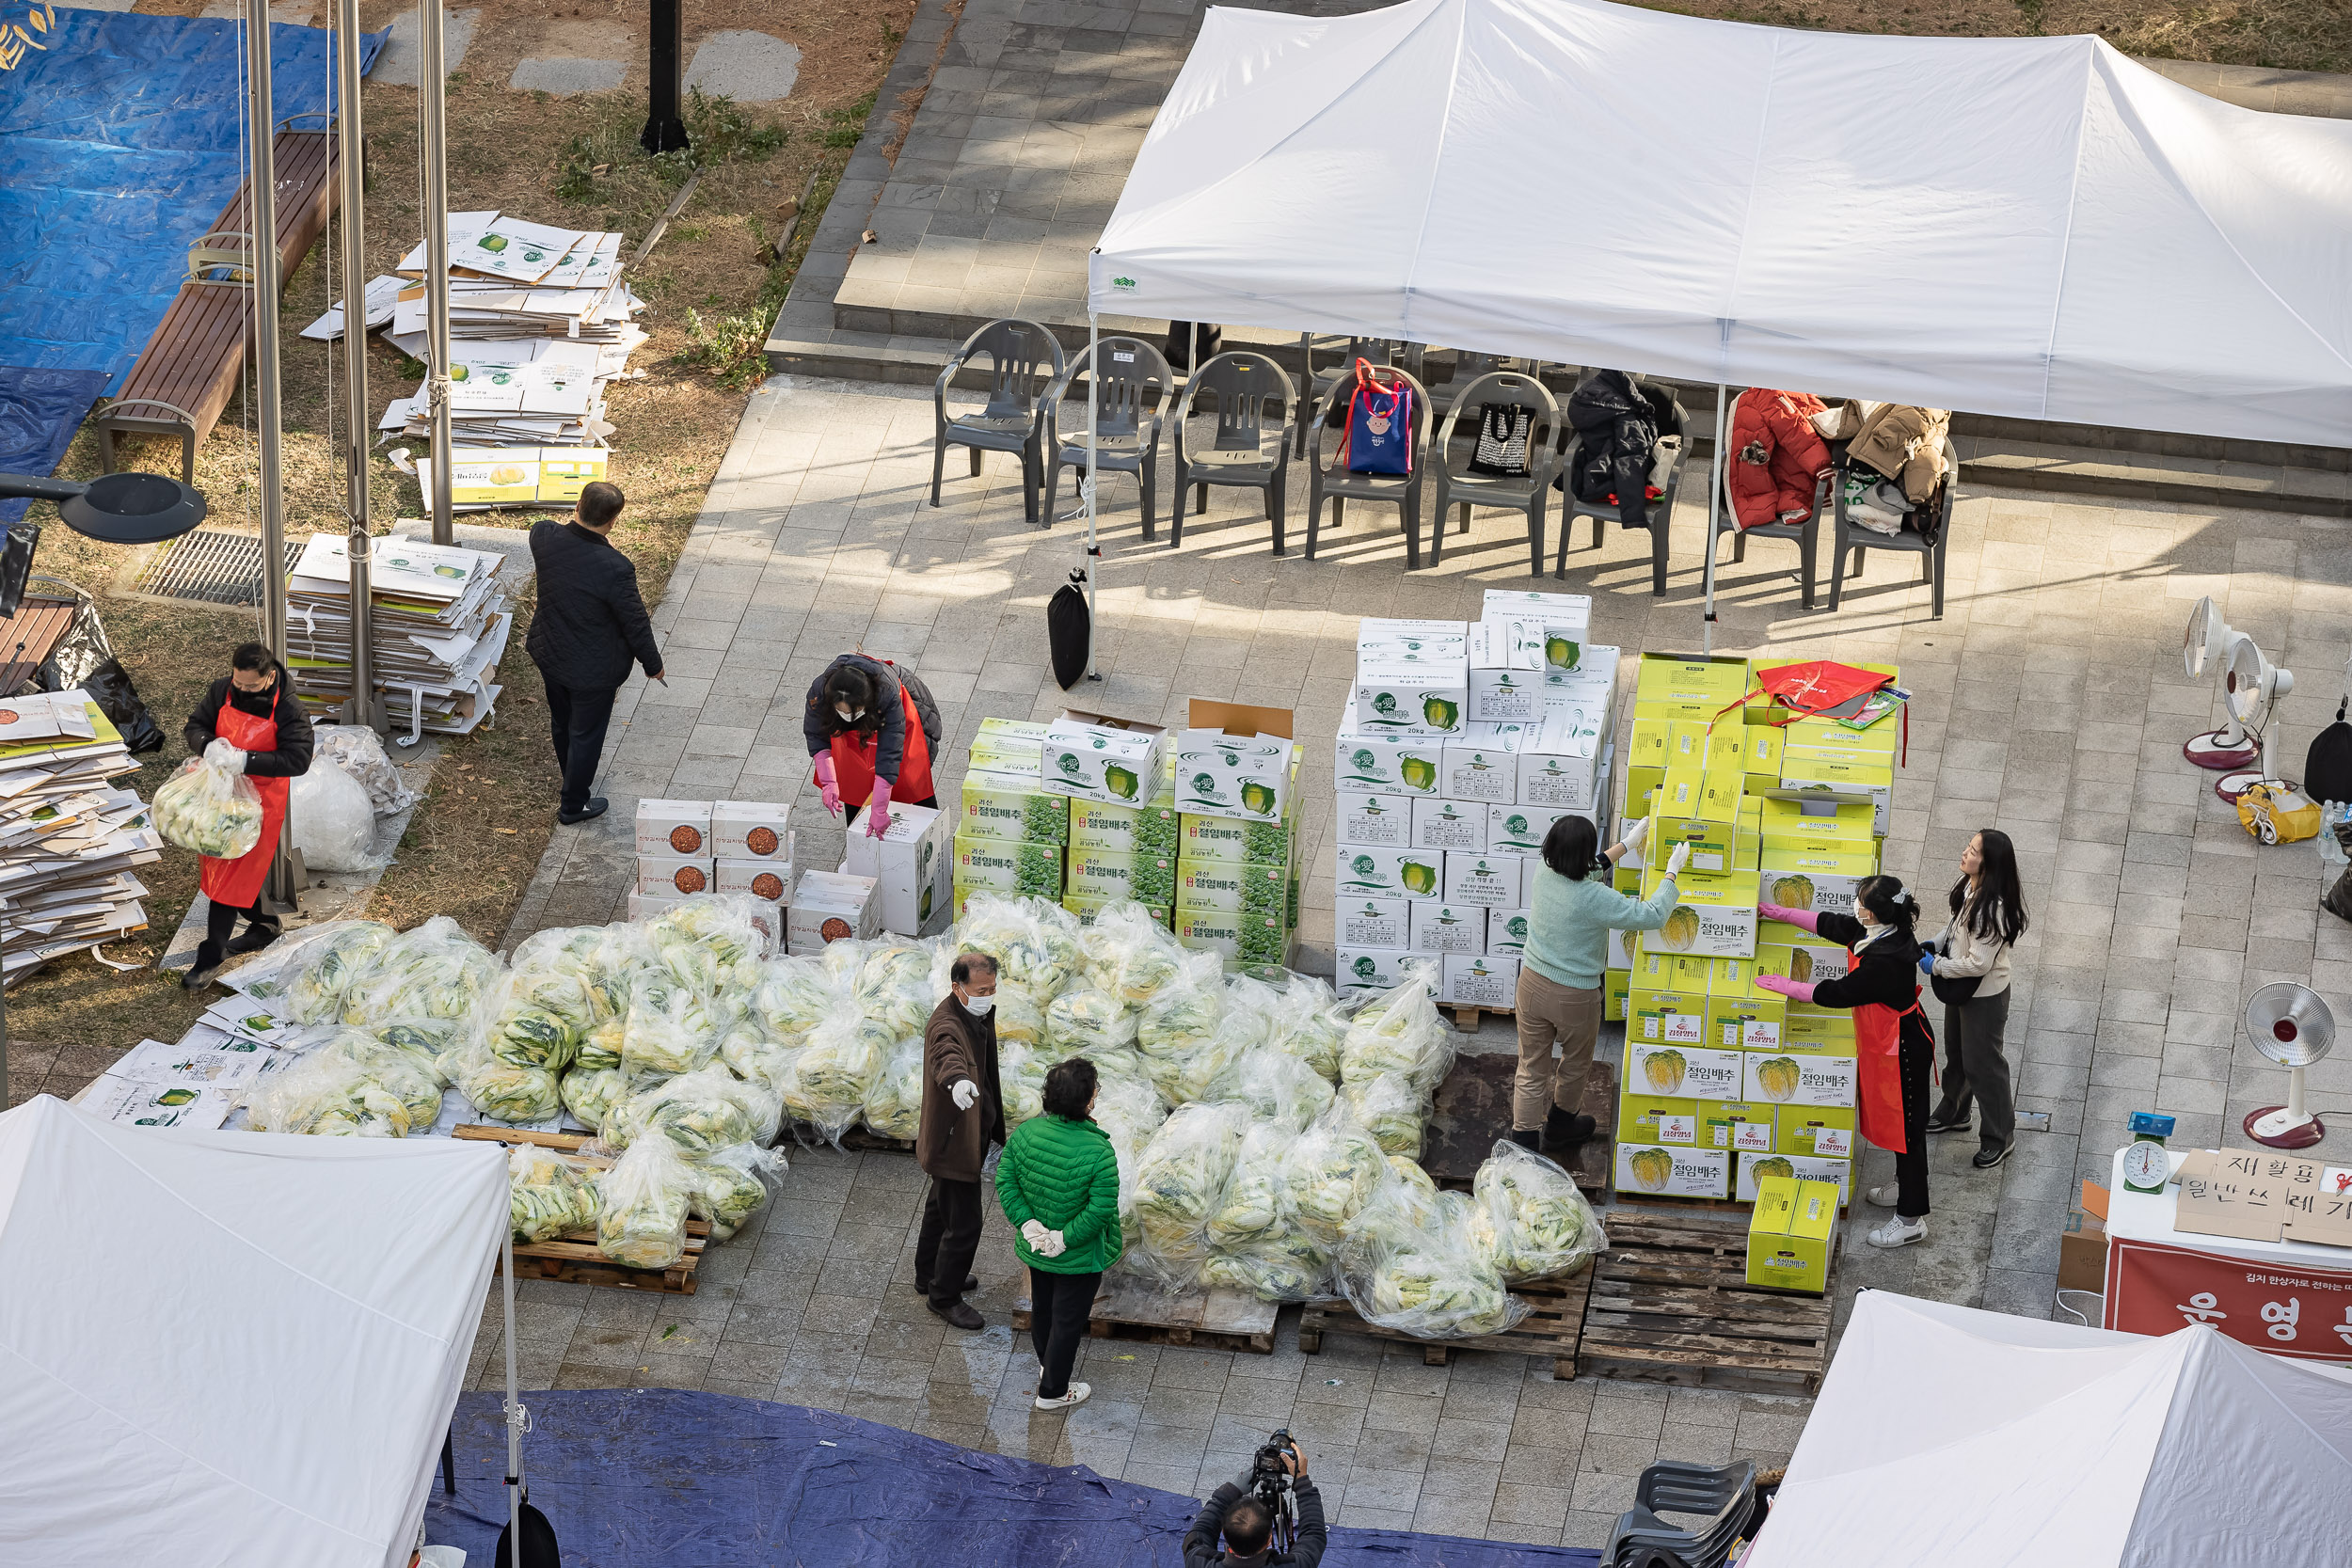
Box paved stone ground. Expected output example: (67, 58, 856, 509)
(464, 369, 2352, 1546)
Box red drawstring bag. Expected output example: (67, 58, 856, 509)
(1713, 659, 1908, 765)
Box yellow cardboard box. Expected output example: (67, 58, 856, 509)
(1738, 1153, 1852, 1206)
(1708, 990, 1788, 1053)
(1627, 1038, 1747, 1100)
(1757, 797, 1876, 847)
(1637, 867, 1759, 959)
(1777, 751, 1894, 836)
(1744, 1050, 1860, 1108)
(1618, 1091, 1701, 1146)
(1777, 1104, 1857, 1159)
(1628, 987, 1708, 1050)
(1785, 713, 1899, 758)
(1698, 1099, 1778, 1155)
(1605, 967, 1629, 1022)
(1745, 1176, 1840, 1291)
(1782, 1006, 1860, 1053)
(1758, 845, 1879, 922)
(1635, 653, 1753, 709)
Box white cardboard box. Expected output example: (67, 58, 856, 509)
(1518, 707, 1608, 810)
(841, 800, 951, 935)
(789, 869, 880, 953)
(1334, 847, 1443, 900)
(1487, 802, 1580, 856)
(635, 799, 714, 857)
(1336, 945, 1417, 993)
(637, 852, 716, 896)
(1336, 790, 1413, 848)
(711, 800, 792, 860)
(1487, 908, 1531, 956)
(1481, 591, 1593, 671)
(1411, 798, 1488, 852)
(1337, 896, 1412, 949)
(1442, 952, 1519, 1006)
(1442, 850, 1522, 908)
(1410, 901, 1486, 955)
(1171, 726, 1293, 824)
(1467, 622, 1545, 722)
(1334, 703, 1446, 795)
(1353, 657, 1470, 737)
(716, 854, 795, 907)
(1041, 710, 1168, 807)
(1440, 726, 1525, 802)
(1357, 618, 1470, 660)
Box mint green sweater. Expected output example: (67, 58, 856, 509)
(1522, 864, 1679, 990)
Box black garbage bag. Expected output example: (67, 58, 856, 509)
(31, 578, 165, 752)
(2326, 820, 2352, 927)
(1047, 570, 1090, 690)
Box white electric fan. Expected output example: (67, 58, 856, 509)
(2182, 597, 2258, 772)
(2215, 635, 2295, 802)
(2243, 982, 2333, 1149)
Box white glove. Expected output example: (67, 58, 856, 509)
(1021, 1219, 1052, 1252)
(204, 739, 249, 775)
(950, 1078, 979, 1112)
(1664, 842, 1692, 878)
(1038, 1228, 1067, 1259)
(1622, 816, 1652, 853)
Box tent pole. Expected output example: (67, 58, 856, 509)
(1084, 306, 1100, 683)
(501, 1228, 523, 1554)
(421, 0, 455, 547)
(1703, 383, 1727, 656)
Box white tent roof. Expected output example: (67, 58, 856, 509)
(0, 1095, 508, 1568)
(1747, 1291, 2352, 1568)
(1089, 0, 2352, 447)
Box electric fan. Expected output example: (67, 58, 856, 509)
(2242, 982, 2333, 1149)
(2182, 597, 2257, 771)
(2215, 635, 2295, 802)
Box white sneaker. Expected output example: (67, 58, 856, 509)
(1034, 1382, 1091, 1412)
(1866, 1184, 1899, 1208)
(1867, 1214, 1928, 1249)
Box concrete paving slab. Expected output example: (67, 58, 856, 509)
(371, 5, 478, 86)
(511, 55, 628, 96)
(685, 28, 802, 104)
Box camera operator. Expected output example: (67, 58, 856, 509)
(1182, 1435, 1327, 1568)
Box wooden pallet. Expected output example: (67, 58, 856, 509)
(1010, 1275, 1279, 1354)
(1422, 1053, 1613, 1195)
(1450, 1003, 1513, 1030)
(1578, 1212, 1837, 1396)
(1612, 1190, 1761, 1216)
(1297, 1264, 1596, 1378)
(455, 1124, 708, 1294)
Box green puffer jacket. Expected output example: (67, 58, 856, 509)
(994, 1112, 1123, 1275)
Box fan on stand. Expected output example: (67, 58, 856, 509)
(2182, 596, 2258, 772)
(2243, 982, 2333, 1149)
(2215, 635, 2295, 802)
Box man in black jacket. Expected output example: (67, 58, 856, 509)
(1183, 1441, 1327, 1568)
(524, 482, 662, 825)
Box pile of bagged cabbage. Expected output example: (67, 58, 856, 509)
(226, 892, 1600, 1331)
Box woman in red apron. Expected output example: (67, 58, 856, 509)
(803, 654, 940, 838)
(181, 643, 314, 988)
(1756, 875, 1937, 1250)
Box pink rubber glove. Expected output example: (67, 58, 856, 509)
(1757, 902, 1820, 933)
(865, 776, 892, 838)
(814, 753, 842, 816)
(1756, 973, 1818, 1004)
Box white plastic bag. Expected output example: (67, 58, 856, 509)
(604, 1063, 781, 1155)
(1475, 1138, 1604, 1282)
(1130, 1101, 1249, 1281)
(153, 752, 264, 859)
(311, 723, 418, 815)
(860, 1035, 925, 1140)
(228, 919, 394, 1023)
(774, 1005, 890, 1143)
(288, 756, 386, 873)
(509, 1146, 601, 1242)
(1285, 1108, 1394, 1242)
(691, 1141, 788, 1242)
(595, 1134, 698, 1269)
(1340, 962, 1455, 1092)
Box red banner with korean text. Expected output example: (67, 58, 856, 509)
(2105, 1235, 2352, 1362)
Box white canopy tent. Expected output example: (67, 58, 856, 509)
(1070, 0, 2352, 656)
(1746, 1291, 2352, 1568)
(0, 1095, 513, 1568)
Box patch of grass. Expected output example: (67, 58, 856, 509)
(2106, 0, 2351, 71)
(823, 89, 879, 150)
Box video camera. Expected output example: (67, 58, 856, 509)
(1248, 1429, 1300, 1553)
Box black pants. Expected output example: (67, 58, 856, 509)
(1027, 1267, 1103, 1400)
(1934, 990, 2015, 1153)
(1894, 1028, 1935, 1220)
(914, 1176, 983, 1307)
(203, 896, 276, 950)
(536, 666, 617, 814)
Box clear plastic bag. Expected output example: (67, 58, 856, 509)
(691, 1141, 788, 1242)
(1079, 902, 1188, 1006)
(311, 722, 419, 815)
(990, 984, 1045, 1049)
(1131, 1101, 1249, 1280)
(509, 1146, 601, 1243)
(1339, 962, 1454, 1092)
(998, 1040, 1045, 1127)
(719, 1024, 795, 1090)
(288, 755, 388, 873)
(851, 940, 937, 1038)
(338, 916, 502, 1027)
(560, 1065, 628, 1131)
(1153, 986, 1270, 1106)
(1043, 987, 1138, 1056)
(1342, 1071, 1428, 1159)
(1474, 1137, 1604, 1282)
(1267, 973, 1347, 1083)
(1202, 1230, 1331, 1303)
(505, 927, 610, 1039)
(748, 954, 842, 1042)
(1216, 1047, 1336, 1132)
(577, 1017, 627, 1073)
(773, 1006, 890, 1143)
(860, 1035, 925, 1141)
(603, 1063, 781, 1156)
(371, 1017, 463, 1086)
(1286, 1108, 1395, 1242)
(229, 919, 394, 1024)
(950, 894, 1085, 995)
(644, 895, 771, 994)
(455, 1042, 561, 1126)
(620, 975, 723, 1079)
(244, 1036, 426, 1138)
(1342, 1233, 1526, 1339)
(152, 752, 263, 859)
(485, 981, 582, 1075)
(1089, 1059, 1169, 1150)
(595, 1133, 698, 1270)
(1136, 950, 1228, 1062)
(1205, 1121, 1292, 1251)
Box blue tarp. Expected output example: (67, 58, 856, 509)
(425, 1389, 1606, 1568)
(0, 365, 107, 521)
(0, 9, 384, 387)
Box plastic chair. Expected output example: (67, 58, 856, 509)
(1710, 391, 1823, 610)
(1041, 336, 1171, 541)
(930, 318, 1066, 526)
(1427, 371, 1560, 575)
(1170, 350, 1296, 553)
(1294, 335, 1422, 456)
(1603, 1460, 1756, 1568)
(1304, 364, 1435, 568)
(1827, 436, 1959, 619)
(1558, 381, 1689, 594)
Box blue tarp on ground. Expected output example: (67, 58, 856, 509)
(0, 365, 107, 521)
(425, 1389, 1606, 1568)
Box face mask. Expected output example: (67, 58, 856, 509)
(961, 993, 995, 1017)
(836, 705, 864, 723)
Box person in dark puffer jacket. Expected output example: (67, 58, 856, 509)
(524, 482, 663, 826)
(993, 1056, 1122, 1411)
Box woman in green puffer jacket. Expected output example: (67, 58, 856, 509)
(995, 1055, 1122, 1412)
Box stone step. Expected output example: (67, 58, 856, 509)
(764, 331, 2351, 517)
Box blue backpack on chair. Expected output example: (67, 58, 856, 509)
(1339, 359, 1413, 475)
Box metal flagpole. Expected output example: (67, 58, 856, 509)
(1701, 382, 1727, 656)
(246, 0, 301, 908)
(1084, 308, 1100, 681)
(421, 0, 454, 546)
(335, 0, 385, 732)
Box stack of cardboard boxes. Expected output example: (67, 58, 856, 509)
(631, 799, 804, 940)
(1170, 702, 1301, 969)
(1332, 594, 1615, 1007)
(1609, 653, 1900, 1205)
(955, 719, 1076, 915)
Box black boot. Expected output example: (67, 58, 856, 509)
(1546, 1106, 1597, 1147)
(226, 915, 282, 957)
(181, 941, 226, 990)
(1510, 1128, 1543, 1150)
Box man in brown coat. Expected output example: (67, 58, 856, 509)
(914, 951, 1006, 1329)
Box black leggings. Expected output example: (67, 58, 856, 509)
(1894, 1029, 1935, 1219)
(204, 897, 275, 948)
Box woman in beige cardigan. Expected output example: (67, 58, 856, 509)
(1921, 829, 2029, 1170)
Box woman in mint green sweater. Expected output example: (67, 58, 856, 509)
(1513, 816, 1688, 1150)
(994, 1055, 1122, 1411)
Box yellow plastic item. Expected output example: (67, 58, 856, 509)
(2237, 782, 2321, 844)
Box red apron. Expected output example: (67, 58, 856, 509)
(819, 671, 934, 808)
(199, 685, 289, 910)
(1854, 992, 1926, 1156)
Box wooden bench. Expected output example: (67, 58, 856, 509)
(94, 127, 341, 483)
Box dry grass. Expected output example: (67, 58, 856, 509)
(1641, 0, 2348, 71)
(4, 0, 914, 1052)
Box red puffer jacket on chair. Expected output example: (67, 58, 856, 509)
(1727, 389, 1831, 530)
